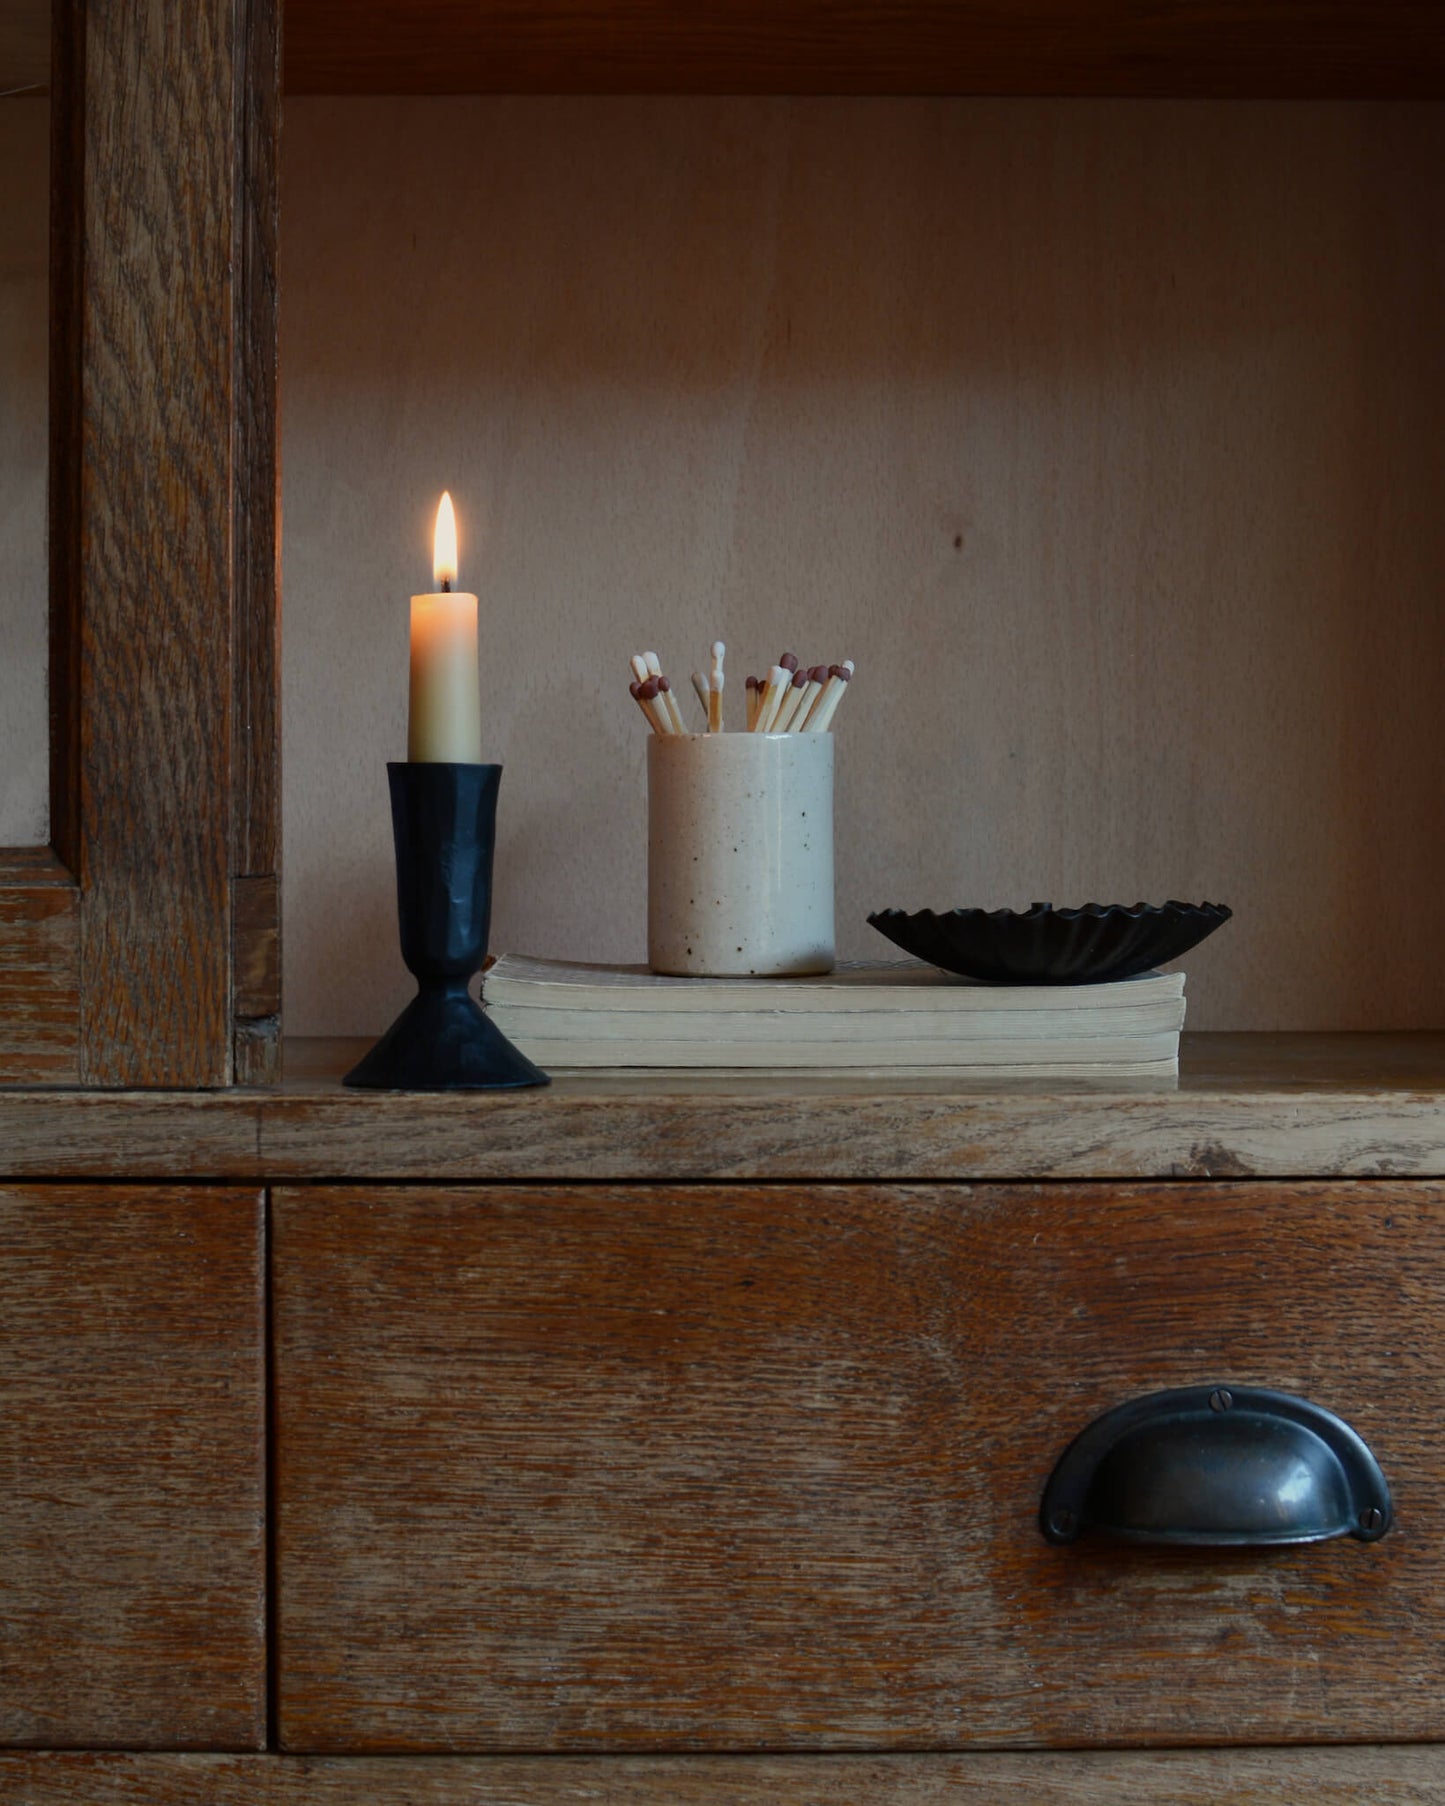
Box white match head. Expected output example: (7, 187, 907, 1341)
(843, 659, 855, 675)
(630, 653, 650, 685)
(643, 651, 663, 678)
(710, 641, 726, 688)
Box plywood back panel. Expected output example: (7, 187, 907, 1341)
(281, 2, 1445, 98)
(278, 99, 1445, 1034)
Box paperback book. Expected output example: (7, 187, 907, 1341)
(481, 955, 1185, 1073)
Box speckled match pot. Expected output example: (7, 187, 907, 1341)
(648, 732, 835, 977)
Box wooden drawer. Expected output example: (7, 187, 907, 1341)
(0, 1186, 266, 1748)
(275, 1182, 1445, 1754)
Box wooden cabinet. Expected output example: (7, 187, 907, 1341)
(274, 1181, 1445, 1754)
(1, 1070, 1445, 1792)
(0, 1186, 266, 1749)
(4, 0, 1445, 1798)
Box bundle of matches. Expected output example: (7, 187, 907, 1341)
(748, 653, 853, 733)
(629, 643, 853, 734)
(629, 651, 687, 735)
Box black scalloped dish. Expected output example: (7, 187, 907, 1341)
(866, 901, 1232, 985)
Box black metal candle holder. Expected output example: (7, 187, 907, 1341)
(344, 762, 549, 1091)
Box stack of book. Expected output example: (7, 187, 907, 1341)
(482, 956, 1186, 1076)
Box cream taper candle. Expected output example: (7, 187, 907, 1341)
(408, 491, 482, 763)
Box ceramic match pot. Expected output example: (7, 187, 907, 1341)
(648, 732, 835, 977)
(344, 762, 549, 1090)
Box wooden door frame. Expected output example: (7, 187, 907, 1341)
(0, 0, 280, 1087)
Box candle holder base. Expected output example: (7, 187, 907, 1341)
(342, 760, 549, 1093)
(344, 984, 546, 1091)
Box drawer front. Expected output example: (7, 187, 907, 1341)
(275, 1182, 1445, 1753)
(0, 1186, 266, 1748)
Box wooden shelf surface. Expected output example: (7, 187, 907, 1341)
(2, 1033, 1443, 1182)
(5, 1748, 1445, 1801)
(283, 1, 1445, 96)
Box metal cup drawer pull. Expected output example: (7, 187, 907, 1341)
(1039, 1385, 1392, 1547)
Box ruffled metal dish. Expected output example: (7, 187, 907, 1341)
(866, 901, 1231, 985)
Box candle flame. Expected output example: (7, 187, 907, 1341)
(433, 491, 458, 588)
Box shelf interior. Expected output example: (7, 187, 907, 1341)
(278, 96, 1445, 1040)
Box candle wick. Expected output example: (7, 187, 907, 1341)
(441, 579, 451, 593)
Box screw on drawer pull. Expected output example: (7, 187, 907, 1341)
(1039, 1385, 1392, 1548)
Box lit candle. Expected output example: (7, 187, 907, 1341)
(408, 491, 482, 763)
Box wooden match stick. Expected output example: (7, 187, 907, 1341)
(745, 674, 760, 732)
(768, 654, 800, 728)
(645, 652, 687, 734)
(690, 670, 710, 728)
(792, 664, 828, 730)
(804, 660, 853, 732)
(708, 641, 725, 732)
(754, 663, 790, 733)
(634, 676, 670, 735)
(631, 678, 665, 735)
(656, 675, 685, 734)
(800, 663, 842, 732)
(772, 668, 810, 733)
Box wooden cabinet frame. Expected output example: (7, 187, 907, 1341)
(0, 0, 281, 1088)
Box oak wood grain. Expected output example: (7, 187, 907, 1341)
(73, 0, 239, 1084)
(2, 1034, 1444, 1180)
(283, 1, 1445, 96)
(0, 1185, 266, 1747)
(3, 0, 283, 1088)
(233, 874, 281, 1019)
(0, 885, 79, 1083)
(0, 849, 73, 886)
(231, 0, 283, 1085)
(233, 1013, 283, 1088)
(275, 1180, 1445, 1752)
(5, 1747, 1445, 1803)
